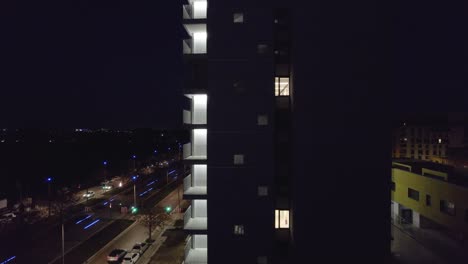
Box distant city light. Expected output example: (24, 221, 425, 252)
(132, 155, 137, 159)
(438, 138, 442, 144)
(119, 181, 123, 187)
(46, 177, 52, 182)
(103, 161, 108, 166)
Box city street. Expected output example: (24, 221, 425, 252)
(1, 164, 184, 264)
(86, 184, 184, 264)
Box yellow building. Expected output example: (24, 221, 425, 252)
(391, 160, 468, 236)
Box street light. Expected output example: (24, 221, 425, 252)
(132, 175, 137, 208)
(131, 155, 137, 172)
(46, 177, 53, 218)
(103, 160, 108, 182)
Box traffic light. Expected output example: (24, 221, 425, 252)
(131, 206, 138, 214)
(164, 206, 172, 214)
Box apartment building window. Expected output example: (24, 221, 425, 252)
(233, 13, 244, 23)
(426, 195, 431, 206)
(257, 115, 268, 126)
(275, 209, 289, 229)
(257, 44, 269, 54)
(440, 200, 456, 216)
(408, 188, 419, 201)
(257, 256, 268, 264)
(274, 77, 290, 96)
(258, 186, 268, 196)
(234, 154, 244, 165)
(234, 225, 245, 235)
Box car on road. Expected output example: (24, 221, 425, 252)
(107, 249, 126, 263)
(122, 252, 139, 264)
(83, 191, 95, 198)
(131, 242, 149, 254)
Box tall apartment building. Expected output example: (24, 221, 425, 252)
(180, 0, 391, 263)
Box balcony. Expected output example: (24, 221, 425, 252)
(183, 129, 207, 161)
(183, 94, 207, 125)
(184, 235, 207, 264)
(184, 200, 207, 231)
(183, 24, 207, 54)
(183, 0, 207, 20)
(184, 164, 207, 197)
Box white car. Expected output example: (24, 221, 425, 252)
(122, 252, 139, 264)
(83, 191, 95, 198)
(131, 242, 149, 254)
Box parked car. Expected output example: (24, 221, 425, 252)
(122, 252, 139, 264)
(131, 242, 149, 254)
(83, 191, 95, 198)
(107, 249, 126, 263)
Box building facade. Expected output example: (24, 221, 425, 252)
(181, 0, 392, 263)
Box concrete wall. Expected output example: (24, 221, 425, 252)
(193, 164, 207, 187)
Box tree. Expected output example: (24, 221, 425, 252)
(139, 207, 170, 241)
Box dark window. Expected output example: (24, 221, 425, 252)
(391, 182, 395, 191)
(408, 188, 419, 201)
(440, 200, 456, 216)
(426, 195, 431, 206)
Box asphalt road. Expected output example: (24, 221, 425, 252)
(87, 184, 184, 264)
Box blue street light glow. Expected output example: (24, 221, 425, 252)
(168, 147, 171, 151)
(146, 181, 156, 186)
(103, 202, 108, 206)
(168, 170, 176, 175)
(103, 161, 108, 166)
(0, 256, 16, 264)
(132, 155, 136, 159)
(132, 176, 137, 181)
(75, 215, 92, 224)
(84, 219, 100, 230)
(46, 177, 52, 182)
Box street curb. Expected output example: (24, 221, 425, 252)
(83, 220, 139, 263)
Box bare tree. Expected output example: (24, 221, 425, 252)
(139, 207, 170, 241)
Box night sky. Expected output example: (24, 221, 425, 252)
(0, 0, 182, 129)
(0, 0, 467, 128)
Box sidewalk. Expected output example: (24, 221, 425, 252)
(392, 220, 468, 264)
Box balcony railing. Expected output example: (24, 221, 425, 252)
(184, 174, 207, 196)
(182, 2, 207, 20)
(184, 235, 208, 264)
(183, 39, 193, 54)
(184, 203, 208, 231)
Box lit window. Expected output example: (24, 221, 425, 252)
(274, 77, 290, 96)
(233, 13, 244, 23)
(234, 225, 244, 235)
(275, 209, 289, 229)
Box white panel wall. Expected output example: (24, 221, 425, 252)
(193, 234, 208, 248)
(193, 32, 207, 54)
(193, 199, 207, 217)
(193, 164, 207, 187)
(192, 1, 207, 19)
(193, 129, 207, 156)
(192, 95, 207, 124)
